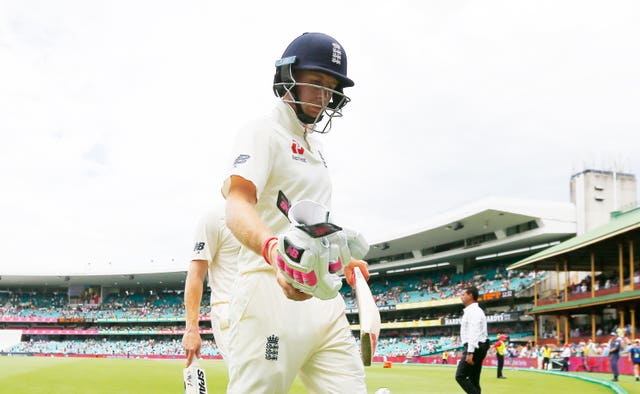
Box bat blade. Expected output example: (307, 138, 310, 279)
(354, 267, 381, 366)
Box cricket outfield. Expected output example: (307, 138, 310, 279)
(0, 356, 634, 393)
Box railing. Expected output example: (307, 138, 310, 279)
(536, 285, 632, 306)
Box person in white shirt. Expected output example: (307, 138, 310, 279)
(455, 285, 490, 394)
(222, 32, 369, 394)
(182, 205, 241, 367)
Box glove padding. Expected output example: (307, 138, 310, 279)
(274, 200, 370, 300)
(275, 227, 341, 300)
(342, 228, 370, 260)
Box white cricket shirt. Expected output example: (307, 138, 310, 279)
(460, 302, 488, 353)
(222, 100, 332, 274)
(190, 205, 241, 307)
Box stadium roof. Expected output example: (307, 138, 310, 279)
(364, 197, 575, 271)
(0, 271, 188, 289)
(507, 207, 640, 272)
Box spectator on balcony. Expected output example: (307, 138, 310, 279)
(580, 282, 588, 293)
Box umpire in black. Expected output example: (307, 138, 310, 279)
(455, 285, 490, 394)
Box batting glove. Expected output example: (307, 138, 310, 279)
(274, 226, 343, 300)
(342, 227, 370, 260)
(275, 200, 350, 299)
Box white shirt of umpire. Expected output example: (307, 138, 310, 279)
(190, 207, 241, 360)
(460, 302, 488, 354)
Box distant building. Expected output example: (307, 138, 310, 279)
(570, 169, 637, 235)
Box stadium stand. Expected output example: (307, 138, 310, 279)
(2, 191, 637, 376)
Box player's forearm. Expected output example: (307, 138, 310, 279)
(184, 262, 207, 329)
(226, 194, 272, 255)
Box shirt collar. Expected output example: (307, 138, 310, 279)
(274, 100, 307, 138)
(464, 301, 478, 312)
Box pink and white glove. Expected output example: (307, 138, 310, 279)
(265, 200, 370, 300)
(275, 226, 341, 300)
(282, 200, 346, 299)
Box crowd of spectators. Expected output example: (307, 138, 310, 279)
(342, 266, 539, 309)
(0, 289, 208, 320)
(372, 334, 461, 357)
(2, 265, 537, 320)
(4, 338, 221, 357)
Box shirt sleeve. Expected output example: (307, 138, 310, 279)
(190, 210, 222, 263)
(221, 121, 273, 201)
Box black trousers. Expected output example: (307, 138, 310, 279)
(456, 341, 490, 394)
(497, 354, 504, 377)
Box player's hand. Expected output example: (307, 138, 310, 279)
(276, 268, 313, 301)
(465, 354, 474, 365)
(345, 259, 369, 288)
(182, 326, 202, 367)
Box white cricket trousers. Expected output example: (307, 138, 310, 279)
(226, 270, 366, 394)
(210, 302, 230, 363)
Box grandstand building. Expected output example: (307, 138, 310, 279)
(1, 169, 637, 364)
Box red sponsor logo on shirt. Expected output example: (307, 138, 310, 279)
(291, 140, 304, 155)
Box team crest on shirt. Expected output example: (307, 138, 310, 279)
(265, 334, 279, 361)
(291, 140, 306, 163)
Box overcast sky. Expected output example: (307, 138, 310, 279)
(1, 1, 639, 275)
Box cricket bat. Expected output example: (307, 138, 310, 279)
(354, 266, 381, 366)
(183, 358, 208, 394)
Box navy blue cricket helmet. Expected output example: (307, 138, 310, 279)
(273, 32, 353, 132)
(275, 32, 354, 89)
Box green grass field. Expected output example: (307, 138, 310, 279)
(0, 356, 636, 393)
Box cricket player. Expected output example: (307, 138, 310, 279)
(182, 205, 240, 366)
(222, 32, 369, 393)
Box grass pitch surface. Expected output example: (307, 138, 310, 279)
(0, 356, 634, 393)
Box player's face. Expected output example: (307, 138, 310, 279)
(294, 70, 339, 118)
